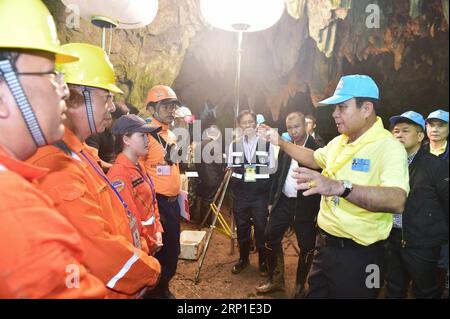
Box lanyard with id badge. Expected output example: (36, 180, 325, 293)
(244, 164, 257, 182)
(156, 134, 173, 176)
(243, 137, 258, 183)
(80, 150, 142, 249)
(136, 165, 158, 225)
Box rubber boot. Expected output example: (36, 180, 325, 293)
(232, 242, 250, 274)
(256, 249, 285, 294)
(294, 251, 314, 299)
(258, 249, 268, 277)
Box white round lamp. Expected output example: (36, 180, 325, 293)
(199, 0, 285, 119)
(200, 0, 285, 32)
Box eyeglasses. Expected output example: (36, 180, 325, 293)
(104, 91, 114, 104)
(17, 70, 65, 85)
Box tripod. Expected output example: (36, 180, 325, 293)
(194, 168, 236, 284)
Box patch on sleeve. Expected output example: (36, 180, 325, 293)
(111, 179, 125, 192)
(132, 177, 144, 188)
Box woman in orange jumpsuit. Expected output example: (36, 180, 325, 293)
(108, 114, 164, 255)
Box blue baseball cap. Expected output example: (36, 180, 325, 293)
(318, 75, 379, 106)
(281, 132, 292, 142)
(426, 109, 449, 123)
(390, 111, 425, 131)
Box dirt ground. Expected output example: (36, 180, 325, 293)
(170, 207, 301, 299)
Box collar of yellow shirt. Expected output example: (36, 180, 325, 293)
(322, 117, 392, 179)
(430, 141, 447, 157)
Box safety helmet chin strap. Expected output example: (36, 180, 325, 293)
(0, 58, 47, 147)
(153, 101, 163, 123)
(79, 85, 97, 135)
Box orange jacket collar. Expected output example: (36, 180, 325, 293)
(0, 144, 48, 181)
(63, 128, 87, 153)
(151, 118, 168, 132)
(116, 152, 146, 172)
(116, 153, 137, 169)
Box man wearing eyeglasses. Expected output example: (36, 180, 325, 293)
(27, 43, 161, 299)
(0, 0, 106, 298)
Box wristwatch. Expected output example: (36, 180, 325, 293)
(340, 180, 353, 198)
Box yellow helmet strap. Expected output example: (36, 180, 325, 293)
(80, 86, 97, 135)
(0, 57, 47, 146)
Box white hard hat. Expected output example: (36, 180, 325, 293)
(175, 106, 192, 118)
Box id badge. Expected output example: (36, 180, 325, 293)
(156, 165, 171, 176)
(351, 158, 370, 172)
(244, 166, 256, 182)
(129, 214, 142, 249)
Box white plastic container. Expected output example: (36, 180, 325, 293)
(179, 230, 207, 260)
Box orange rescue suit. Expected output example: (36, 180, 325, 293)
(143, 118, 181, 197)
(0, 144, 106, 299)
(107, 153, 164, 253)
(27, 129, 160, 298)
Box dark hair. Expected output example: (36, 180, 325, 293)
(128, 104, 140, 115)
(114, 132, 132, 155)
(111, 104, 128, 120)
(66, 85, 85, 106)
(146, 101, 156, 110)
(305, 114, 316, 123)
(354, 97, 379, 112)
(236, 109, 256, 124)
(287, 112, 306, 124)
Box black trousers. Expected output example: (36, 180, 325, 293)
(265, 194, 316, 255)
(384, 228, 441, 299)
(154, 194, 181, 284)
(305, 228, 382, 299)
(233, 193, 269, 252)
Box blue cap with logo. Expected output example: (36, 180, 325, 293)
(390, 111, 426, 130)
(318, 75, 379, 106)
(281, 132, 292, 142)
(426, 109, 449, 123)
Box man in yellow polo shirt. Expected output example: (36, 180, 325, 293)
(261, 75, 409, 298)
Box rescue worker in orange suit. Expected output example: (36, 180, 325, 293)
(0, 0, 105, 298)
(27, 43, 161, 298)
(107, 114, 164, 256)
(143, 85, 182, 299)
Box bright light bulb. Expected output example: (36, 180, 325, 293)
(61, 0, 159, 29)
(200, 0, 285, 32)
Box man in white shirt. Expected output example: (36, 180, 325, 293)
(256, 112, 321, 297)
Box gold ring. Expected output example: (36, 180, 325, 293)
(307, 180, 317, 189)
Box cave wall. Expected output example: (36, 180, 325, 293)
(173, 0, 449, 140)
(44, 0, 203, 109)
(46, 0, 449, 141)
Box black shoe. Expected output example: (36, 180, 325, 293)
(161, 288, 176, 299)
(294, 284, 306, 299)
(141, 287, 159, 299)
(231, 259, 249, 274)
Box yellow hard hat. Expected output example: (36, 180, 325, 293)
(57, 43, 123, 94)
(0, 0, 78, 63)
